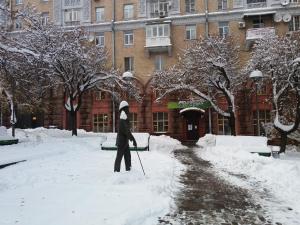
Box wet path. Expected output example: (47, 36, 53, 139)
(158, 148, 273, 225)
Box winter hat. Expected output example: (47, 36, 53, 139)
(119, 101, 129, 111)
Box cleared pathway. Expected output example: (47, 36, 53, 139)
(158, 148, 278, 225)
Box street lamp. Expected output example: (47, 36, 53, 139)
(250, 69, 263, 136)
(112, 71, 134, 132)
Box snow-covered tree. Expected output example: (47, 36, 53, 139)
(247, 33, 300, 153)
(1, 7, 141, 135)
(152, 36, 244, 135)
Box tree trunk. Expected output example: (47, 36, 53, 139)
(279, 131, 288, 154)
(229, 112, 236, 136)
(69, 110, 77, 136)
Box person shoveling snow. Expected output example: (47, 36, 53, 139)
(114, 101, 137, 172)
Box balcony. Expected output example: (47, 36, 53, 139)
(246, 27, 276, 49)
(145, 23, 172, 56)
(247, 2, 267, 8)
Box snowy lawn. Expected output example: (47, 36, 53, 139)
(197, 134, 300, 225)
(0, 128, 185, 225)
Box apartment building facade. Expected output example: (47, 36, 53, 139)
(7, 0, 300, 140)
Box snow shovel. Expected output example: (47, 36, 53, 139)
(135, 147, 146, 176)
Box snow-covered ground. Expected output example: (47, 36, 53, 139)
(197, 134, 300, 225)
(0, 128, 185, 225)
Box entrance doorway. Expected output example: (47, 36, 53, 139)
(186, 115, 200, 140)
(180, 108, 204, 141)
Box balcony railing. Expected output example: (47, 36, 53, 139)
(246, 27, 275, 40)
(145, 36, 171, 48)
(145, 23, 172, 55)
(247, 2, 267, 8)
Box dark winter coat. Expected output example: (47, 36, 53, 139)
(116, 111, 135, 147)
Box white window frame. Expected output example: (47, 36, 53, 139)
(64, 9, 81, 22)
(146, 24, 169, 38)
(41, 12, 49, 26)
(219, 21, 229, 38)
(218, 115, 231, 135)
(218, 0, 228, 10)
(124, 57, 134, 71)
(93, 114, 109, 133)
(186, 25, 196, 40)
(124, 30, 134, 46)
(253, 109, 271, 136)
(124, 4, 134, 20)
(95, 32, 105, 47)
(129, 113, 138, 132)
(95, 91, 105, 101)
(96, 7, 105, 22)
(155, 55, 164, 71)
(15, 0, 22, 5)
(15, 18, 22, 29)
(153, 112, 168, 133)
(289, 15, 300, 32)
(185, 0, 195, 13)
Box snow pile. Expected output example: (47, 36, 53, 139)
(197, 134, 300, 224)
(0, 128, 185, 225)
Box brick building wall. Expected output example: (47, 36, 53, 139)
(5, 0, 300, 140)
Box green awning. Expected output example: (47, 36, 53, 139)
(168, 101, 211, 110)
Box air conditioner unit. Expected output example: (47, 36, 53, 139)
(281, 0, 290, 6)
(159, 11, 167, 17)
(238, 21, 246, 29)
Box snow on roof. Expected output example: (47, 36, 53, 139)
(243, 11, 276, 17)
(179, 107, 205, 114)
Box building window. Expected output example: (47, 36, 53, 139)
(219, 21, 229, 38)
(95, 32, 105, 47)
(289, 16, 300, 31)
(64, 9, 81, 23)
(186, 25, 196, 40)
(150, 0, 169, 18)
(96, 7, 105, 22)
(93, 114, 109, 132)
(129, 113, 138, 132)
(185, 0, 195, 13)
(252, 18, 264, 28)
(218, 115, 231, 135)
(95, 91, 105, 101)
(155, 55, 164, 71)
(247, 0, 267, 8)
(218, 0, 228, 10)
(15, 18, 22, 29)
(124, 4, 134, 20)
(41, 12, 49, 25)
(253, 110, 271, 136)
(153, 112, 168, 133)
(15, 0, 22, 5)
(124, 57, 134, 71)
(146, 24, 169, 38)
(233, 0, 244, 8)
(124, 30, 134, 46)
(257, 84, 267, 95)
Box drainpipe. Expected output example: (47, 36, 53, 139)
(205, 0, 212, 133)
(112, 0, 116, 69)
(112, 0, 116, 132)
(205, 0, 209, 38)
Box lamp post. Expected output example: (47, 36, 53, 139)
(250, 70, 263, 136)
(112, 71, 134, 132)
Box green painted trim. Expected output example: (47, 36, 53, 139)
(101, 146, 149, 151)
(251, 152, 271, 157)
(0, 139, 19, 146)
